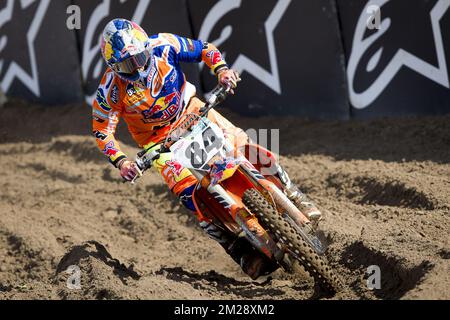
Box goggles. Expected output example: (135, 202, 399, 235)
(111, 50, 151, 74)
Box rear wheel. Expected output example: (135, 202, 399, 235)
(242, 188, 341, 294)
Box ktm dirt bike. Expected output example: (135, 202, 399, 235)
(132, 85, 342, 294)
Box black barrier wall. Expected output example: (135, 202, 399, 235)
(1, 0, 449, 119)
(187, 0, 350, 119)
(0, 0, 83, 105)
(337, 0, 450, 118)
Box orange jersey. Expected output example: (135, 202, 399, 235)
(92, 33, 228, 167)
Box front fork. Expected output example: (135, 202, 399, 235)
(238, 164, 326, 255)
(191, 170, 285, 262)
(238, 164, 311, 227)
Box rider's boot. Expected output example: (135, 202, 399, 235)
(199, 221, 278, 280)
(274, 163, 322, 222)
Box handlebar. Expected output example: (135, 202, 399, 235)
(129, 84, 231, 181)
(199, 85, 229, 116)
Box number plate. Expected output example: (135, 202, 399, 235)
(170, 120, 225, 171)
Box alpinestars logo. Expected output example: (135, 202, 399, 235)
(198, 0, 291, 95)
(347, 0, 450, 110)
(0, 0, 50, 97)
(82, 0, 151, 105)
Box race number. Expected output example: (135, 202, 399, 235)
(170, 122, 225, 170)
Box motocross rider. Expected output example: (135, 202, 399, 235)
(93, 19, 321, 279)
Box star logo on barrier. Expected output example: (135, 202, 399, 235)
(347, 0, 450, 109)
(0, 0, 50, 97)
(198, 0, 291, 95)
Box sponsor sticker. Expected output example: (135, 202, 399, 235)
(96, 88, 111, 112)
(93, 108, 108, 119)
(110, 84, 119, 104)
(93, 130, 107, 140)
(165, 160, 184, 176)
(102, 141, 118, 157)
(207, 50, 222, 65)
(187, 38, 195, 51)
(93, 116, 105, 123)
(141, 90, 180, 124)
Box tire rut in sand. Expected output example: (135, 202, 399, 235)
(330, 240, 434, 299)
(47, 138, 105, 163)
(326, 173, 436, 210)
(156, 267, 292, 299)
(55, 241, 140, 299)
(17, 163, 85, 184)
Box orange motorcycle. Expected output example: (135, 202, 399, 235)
(133, 86, 341, 294)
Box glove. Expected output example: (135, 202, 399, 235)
(118, 159, 143, 182)
(218, 68, 241, 94)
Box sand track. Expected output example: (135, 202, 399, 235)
(0, 102, 448, 299)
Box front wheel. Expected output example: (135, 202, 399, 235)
(242, 188, 342, 294)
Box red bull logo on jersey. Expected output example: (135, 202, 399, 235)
(141, 90, 180, 124)
(206, 50, 223, 66)
(103, 141, 119, 157)
(166, 160, 184, 176)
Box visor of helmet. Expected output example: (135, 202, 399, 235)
(112, 49, 151, 75)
